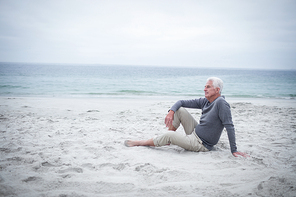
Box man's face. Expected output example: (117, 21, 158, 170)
(204, 81, 220, 101)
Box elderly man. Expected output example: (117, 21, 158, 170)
(125, 77, 248, 157)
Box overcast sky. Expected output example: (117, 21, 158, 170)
(0, 0, 295, 69)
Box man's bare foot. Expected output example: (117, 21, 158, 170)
(124, 139, 155, 147)
(168, 124, 177, 131)
(124, 140, 135, 147)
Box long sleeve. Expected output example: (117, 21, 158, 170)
(170, 98, 207, 112)
(218, 101, 237, 153)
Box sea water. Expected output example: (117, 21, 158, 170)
(0, 62, 295, 100)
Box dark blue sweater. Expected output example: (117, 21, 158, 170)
(170, 96, 237, 153)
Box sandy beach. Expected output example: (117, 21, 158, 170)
(0, 97, 296, 197)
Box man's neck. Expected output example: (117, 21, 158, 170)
(207, 94, 221, 103)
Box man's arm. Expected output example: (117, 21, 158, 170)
(170, 98, 205, 112)
(226, 128, 249, 157)
(218, 99, 249, 157)
(166, 98, 205, 129)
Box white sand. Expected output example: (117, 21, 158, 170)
(0, 97, 296, 197)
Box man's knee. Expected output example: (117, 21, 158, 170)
(175, 107, 187, 115)
(174, 107, 197, 135)
(174, 107, 191, 121)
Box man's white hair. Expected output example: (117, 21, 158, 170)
(207, 77, 223, 94)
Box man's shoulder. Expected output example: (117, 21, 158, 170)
(216, 96, 226, 101)
(215, 96, 230, 107)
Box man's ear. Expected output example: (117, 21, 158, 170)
(216, 88, 220, 94)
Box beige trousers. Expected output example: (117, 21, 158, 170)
(153, 107, 209, 152)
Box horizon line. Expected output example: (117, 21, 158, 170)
(0, 61, 295, 71)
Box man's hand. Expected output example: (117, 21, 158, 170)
(165, 110, 175, 128)
(232, 151, 249, 158)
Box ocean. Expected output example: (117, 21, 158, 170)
(0, 62, 295, 100)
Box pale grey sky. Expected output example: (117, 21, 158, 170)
(0, 0, 295, 69)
